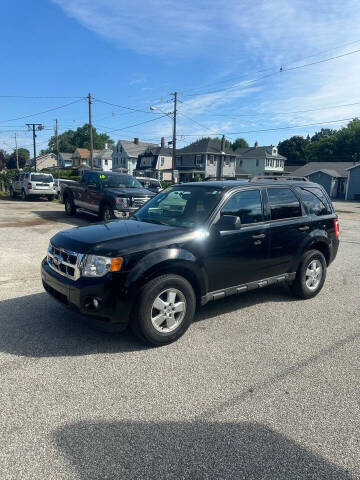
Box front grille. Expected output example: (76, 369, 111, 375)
(132, 196, 151, 209)
(47, 244, 83, 280)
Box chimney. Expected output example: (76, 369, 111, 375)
(221, 134, 226, 152)
(161, 137, 165, 148)
(254, 141, 259, 148)
(134, 138, 139, 145)
(105, 142, 108, 150)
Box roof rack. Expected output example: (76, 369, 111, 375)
(250, 175, 308, 182)
(204, 175, 251, 181)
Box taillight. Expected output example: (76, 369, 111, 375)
(53, 184, 56, 190)
(334, 218, 339, 237)
(27, 182, 32, 190)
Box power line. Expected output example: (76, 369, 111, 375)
(93, 97, 164, 115)
(180, 38, 360, 95)
(183, 48, 360, 98)
(176, 116, 358, 137)
(0, 95, 84, 99)
(177, 112, 215, 132)
(0, 99, 85, 123)
(103, 114, 170, 134)
(185, 101, 360, 118)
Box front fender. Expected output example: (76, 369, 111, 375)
(125, 248, 208, 296)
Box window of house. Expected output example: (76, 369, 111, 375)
(296, 187, 332, 216)
(267, 188, 302, 220)
(256, 159, 259, 167)
(160, 156, 165, 166)
(209, 155, 214, 165)
(195, 155, 202, 165)
(104, 159, 108, 166)
(221, 189, 263, 224)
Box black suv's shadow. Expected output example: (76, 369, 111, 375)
(54, 420, 353, 479)
(0, 286, 296, 358)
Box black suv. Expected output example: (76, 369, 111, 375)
(42, 179, 339, 346)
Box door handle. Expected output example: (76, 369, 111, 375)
(298, 225, 309, 231)
(252, 233, 266, 239)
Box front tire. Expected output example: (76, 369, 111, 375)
(100, 203, 115, 221)
(289, 249, 327, 299)
(131, 274, 196, 346)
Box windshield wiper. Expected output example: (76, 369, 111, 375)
(140, 218, 168, 226)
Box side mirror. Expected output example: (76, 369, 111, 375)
(213, 215, 241, 232)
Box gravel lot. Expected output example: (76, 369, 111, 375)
(0, 196, 359, 479)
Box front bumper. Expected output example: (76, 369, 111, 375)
(41, 259, 133, 330)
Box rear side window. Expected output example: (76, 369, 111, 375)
(221, 189, 263, 224)
(296, 187, 332, 216)
(307, 187, 333, 213)
(267, 187, 302, 220)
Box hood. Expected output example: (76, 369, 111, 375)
(104, 187, 154, 197)
(51, 219, 193, 256)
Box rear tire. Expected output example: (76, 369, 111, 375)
(289, 249, 327, 299)
(64, 196, 76, 216)
(100, 203, 115, 221)
(47, 195, 54, 201)
(21, 189, 28, 201)
(130, 274, 196, 346)
(10, 187, 16, 198)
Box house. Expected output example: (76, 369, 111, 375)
(175, 138, 239, 182)
(112, 138, 158, 175)
(72, 148, 100, 168)
(292, 162, 355, 198)
(27, 153, 58, 171)
(93, 148, 113, 171)
(235, 143, 286, 177)
(135, 140, 173, 181)
(345, 163, 360, 200)
(58, 152, 73, 168)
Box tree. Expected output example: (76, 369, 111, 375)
(6, 148, 30, 169)
(47, 124, 115, 153)
(278, 136, 310, 165)
(0, 149, 8, 170)
(231, 138, 249, 150)
(310, 128, 337, 143)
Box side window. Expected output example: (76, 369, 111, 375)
(87, 173, 100, 188)
(307, 187, 332, 213)
(267, 188, 302, 220)
(296, 187, 331, 216)
(221, 189, 263, 224)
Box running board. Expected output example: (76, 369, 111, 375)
(201, 273, 296, 305)
(76, 208, 99, 217)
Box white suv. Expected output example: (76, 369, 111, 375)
(11, 172, 56, 201)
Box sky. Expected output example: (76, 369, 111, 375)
(1, 0, 360, 153)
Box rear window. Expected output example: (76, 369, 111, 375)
(30, 174, 53, 182)
(296, 187, 332, 216)
(267, 187, 302, 220)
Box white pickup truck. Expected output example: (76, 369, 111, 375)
(10, 172, 56, 201)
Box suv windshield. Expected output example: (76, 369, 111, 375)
(31, 174, 53, 182)
(100, 174, 143, 189)
(133, 185, 223, 228)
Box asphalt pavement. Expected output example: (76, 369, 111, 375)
(0, 196, 359, 479)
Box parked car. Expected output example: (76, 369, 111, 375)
(11, 172, 56, 200)
(135, 177, 163, 194)
(62, 171, 154, 221)
(42, 179, 339, 346)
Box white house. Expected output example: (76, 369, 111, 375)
(93, 148, 113, 171)
(112, 138, 158, 175)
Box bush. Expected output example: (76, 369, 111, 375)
(0, 169, 20, 192)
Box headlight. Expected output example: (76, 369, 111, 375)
(115, 197, 130, 209)
(82, 255, 123, 277)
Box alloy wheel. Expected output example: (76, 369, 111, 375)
(305, 259, 322, 291)
(151, 288, 186, 333)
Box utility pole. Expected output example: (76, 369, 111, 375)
(217, 134, 226, 179)
(171, 91, 177, 183)
(88, 92, 94, 169)
(14, 133, 19, 170)
(55, 118, 60, 178)
(26, 123, 43, 171)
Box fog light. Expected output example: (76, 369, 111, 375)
(84, 296, 102, 311)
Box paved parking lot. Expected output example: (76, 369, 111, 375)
(0, 197, 359, 479)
